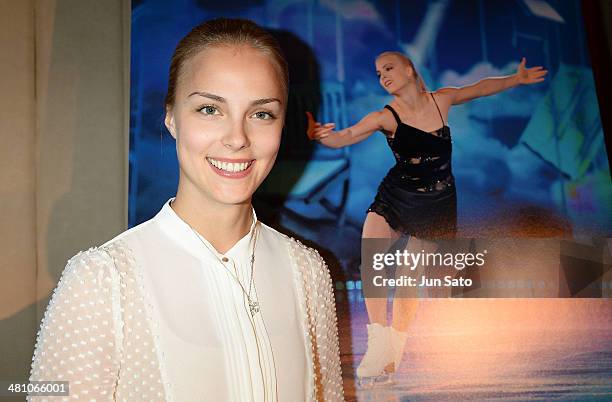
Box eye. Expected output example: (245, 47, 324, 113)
(251, 111, 276, 120)
(386, 66, 393, 71)
(197, 105, 220, 115)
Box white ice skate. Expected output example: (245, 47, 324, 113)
(389, 326, 408, 374)
(356, 323, 395, 389)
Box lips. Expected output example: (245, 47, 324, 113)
(384, 80, 393, 87)
(206, 157, 255, 178)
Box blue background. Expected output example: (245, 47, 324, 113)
(129, 0, 611, 272)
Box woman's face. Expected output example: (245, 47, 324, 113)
(165, 45, 285, 206)
(375, 54, 413, 93)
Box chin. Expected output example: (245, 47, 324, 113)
(211, 188, 256, 206)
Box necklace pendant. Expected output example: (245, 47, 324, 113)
(249, 300, 260, 316)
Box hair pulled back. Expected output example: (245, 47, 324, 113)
(165, 18, 288, 107)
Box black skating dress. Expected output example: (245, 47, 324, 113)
(367, 93, 457, 238)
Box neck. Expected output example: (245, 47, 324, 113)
(171, 183, 253, 255)
(395, 84, 428, 110)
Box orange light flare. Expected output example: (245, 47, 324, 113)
(405, 299, 612, 387)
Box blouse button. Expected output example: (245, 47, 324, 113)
(221, 257, 229, 263)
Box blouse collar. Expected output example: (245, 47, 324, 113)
(154, 198, 258, 262)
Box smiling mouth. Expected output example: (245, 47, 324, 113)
(384, 80, 393, 87)
(206, 157, 254, 173)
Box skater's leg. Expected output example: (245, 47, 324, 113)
(357, 212, 401, 386)
(362, 212, 400, 326)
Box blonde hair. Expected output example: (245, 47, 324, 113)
(376, 51, 427, 92)
(165, 18, 288, 107)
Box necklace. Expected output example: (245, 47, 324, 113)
(189, 218, 261, 317)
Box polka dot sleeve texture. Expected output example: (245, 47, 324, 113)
(27, 248, 122, 401)
(288, 239, 345, 401)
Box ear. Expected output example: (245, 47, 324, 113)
(404, 64, 413, 78)
(165, 107, 177, 139)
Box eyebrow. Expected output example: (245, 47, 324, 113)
(188, 91, 281, 106)
(376, 63, 393, 74)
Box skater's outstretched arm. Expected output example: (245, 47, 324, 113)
(435, 57, 547, 105)
(306, 110, 385, 148)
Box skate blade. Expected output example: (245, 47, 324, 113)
(357, 372, 395, 389)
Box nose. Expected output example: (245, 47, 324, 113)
(221, 118, 250, 151)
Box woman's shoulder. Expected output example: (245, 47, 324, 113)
(100, 218, 155, 249)
(53, 246, 120, 301)
(55, 235, 142, 304)
(259, 222, 327, 267)
(62, 220, 151, 279)
(64, 217, 161, 272)
(430, 89, 455, 106)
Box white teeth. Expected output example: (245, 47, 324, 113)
(207, 158, 251, 173)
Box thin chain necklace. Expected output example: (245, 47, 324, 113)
(189, 219, 261, 317)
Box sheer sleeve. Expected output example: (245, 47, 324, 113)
(290, 239, 344, 402)
(308, 249, 344, 402)
(28, 248, 122, 401)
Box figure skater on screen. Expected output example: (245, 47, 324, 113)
(308, 51, 547, 386)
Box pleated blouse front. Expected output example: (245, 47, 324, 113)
(133, 200, 308, 401)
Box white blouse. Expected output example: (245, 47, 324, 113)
(28, 200, 344, 401)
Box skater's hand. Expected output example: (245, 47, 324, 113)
(516, 57, 547, 85)
(306, 111, 336, 141)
